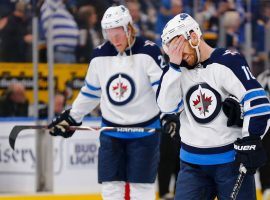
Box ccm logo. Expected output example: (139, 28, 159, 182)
(234, 144, 256, 151)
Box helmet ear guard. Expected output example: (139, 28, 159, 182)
(101, 5, 133, 40)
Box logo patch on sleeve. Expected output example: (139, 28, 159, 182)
(186, 83, 221, 123)
(106, 73, 135, 105)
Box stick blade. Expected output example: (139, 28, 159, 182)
(9, 125, 48, 150)
(9, 126, 25, 150)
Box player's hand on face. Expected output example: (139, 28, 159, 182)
(167, 36, 185, 65)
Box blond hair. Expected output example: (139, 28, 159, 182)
(128, 23, 137, 38)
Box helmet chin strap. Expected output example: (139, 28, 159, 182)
(125, 30, 133, 56)
(188, 39, 201, 64)
(124, 27, 134, 65)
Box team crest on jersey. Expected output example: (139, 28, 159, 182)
(186, 83, 221, 123)
(106, 73, 135, 105)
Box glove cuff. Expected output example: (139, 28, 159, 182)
(62, 109, 82, 126)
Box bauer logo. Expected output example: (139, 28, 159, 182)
(234, 144, 256, 151)
(67, 140, 99, 169)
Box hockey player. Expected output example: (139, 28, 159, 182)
(157, 13, 270, 199)
(48, 5, 164, 200)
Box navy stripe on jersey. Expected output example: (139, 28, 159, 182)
(151, 80, 160, 86)
(248, 114, 270, 135)
(250, 98, 270, 107)
(156, 65, 170, 101)
(85, 81, 101, 91)
(181, 142, 234, 154)
(169, 63, 181, 72)
(80, 91, 100, 99)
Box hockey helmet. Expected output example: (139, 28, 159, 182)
(101, 5, 133, 39)
(161, 13, 202, 54)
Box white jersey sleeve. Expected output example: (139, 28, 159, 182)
(215, 51, 270, 137)
(70, 57, 101, 122)
(157, 64, 184, 114)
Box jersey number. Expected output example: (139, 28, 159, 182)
(242, 66, 255, 80)
(158, 55, 166, 69)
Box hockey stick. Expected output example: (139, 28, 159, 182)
(9, 125, 156, 150)
(230, 163, 247, 200)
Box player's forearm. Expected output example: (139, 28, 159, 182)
(157, 66, 183, 113)
(70, 92, 100, 122)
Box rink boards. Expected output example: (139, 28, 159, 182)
(0, 118, 264, 199)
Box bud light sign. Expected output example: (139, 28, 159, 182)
(67, 139, 99, 169)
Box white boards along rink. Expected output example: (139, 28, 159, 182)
(0, 117, 101, 194)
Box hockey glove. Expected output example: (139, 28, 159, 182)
(222, 95, 243, 127)
(48, 109, 82, 138)
(234, 135, 267, 174)
(161, 113, 180, 141)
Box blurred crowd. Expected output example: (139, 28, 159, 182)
(0, 0, 270, 116)
(0, 0, 269, 67)
(0, 0, 270, 118)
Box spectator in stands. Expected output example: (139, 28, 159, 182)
(223, 10, 241, 51)
(195, 0, 217, 31)
(40, 0, 79, 63)
(155, 0, 183, 47)
(126, 0, 157, 41)
(203, 16, 219, 48)
(0, 83, 28, 117)
(0, 1, 32, 62)
(39, 92, 67, 118)
(77, 5, 102, 63)
(0, 0, 16, 18)
(255, 3, 270, 66)
(76, 0, 110, 23)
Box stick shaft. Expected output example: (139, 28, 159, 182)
(230, 164, 247, 200)
(9, 125, 157, 150)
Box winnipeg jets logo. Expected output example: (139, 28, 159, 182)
(106, 73, 135, 106)
(193, 85, 213, 116)
(186, 83, 221, 123)
(223, 50, 239, 56)
(144, 40, 155, 46)
(112, 75, 128, 99)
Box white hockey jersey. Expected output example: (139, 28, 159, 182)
(157, 48, 270, 165)
(70, 37, 164, 138)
